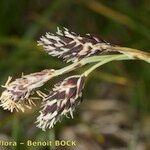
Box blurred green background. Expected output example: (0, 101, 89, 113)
(0, 0, 150, 150)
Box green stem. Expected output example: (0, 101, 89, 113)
(54, 54, 131, 76)
(39, 53, 135, 88)
(83, 55, 126, 76)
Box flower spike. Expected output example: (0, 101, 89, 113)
(38, 27, 119, 63)
(36, 75, 85, 131)
(0, 69, 55, 112)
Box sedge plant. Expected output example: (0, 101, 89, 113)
(0, 27, 149, 131)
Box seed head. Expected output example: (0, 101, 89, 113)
(36, 75, 85, 131)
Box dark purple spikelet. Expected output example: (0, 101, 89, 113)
(0, 69, 55, 112)
(36, 75, 85, 130)
(38, 27, 120, 63)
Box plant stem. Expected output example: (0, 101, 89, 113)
(55, 54, 131, 76)
(83, 55, 125, 76)
(41, 47, 149, 87)
(113, 46, 150, 63)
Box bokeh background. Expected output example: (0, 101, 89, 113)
(0, 0, 150, 150)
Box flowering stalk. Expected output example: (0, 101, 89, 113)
(0, 54, 127, 113)
(0, 27, 150, 130)
(35, 55, 130, 131)
(38, 27, 150, 63)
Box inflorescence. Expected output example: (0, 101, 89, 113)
(0, 27, 149, 131)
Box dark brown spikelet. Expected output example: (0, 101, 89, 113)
(38, 27, 120, 63)
(36, 75, 85, 131)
